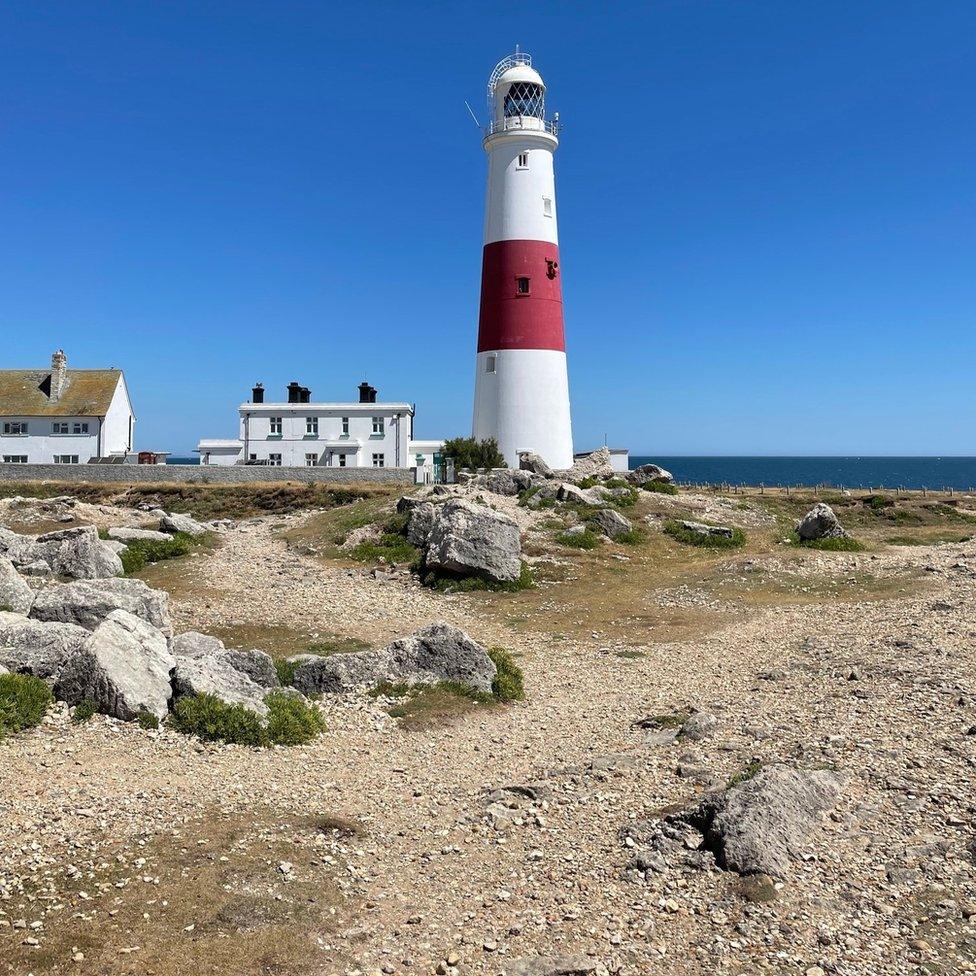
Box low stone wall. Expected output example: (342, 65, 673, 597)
(0, 463, 414, 486)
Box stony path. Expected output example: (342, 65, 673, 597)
(2, 518, 976, 976)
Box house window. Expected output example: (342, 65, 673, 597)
(269, 417, 282, 436)
(268, 453, 282, 467)
(371, 417, 384, 435)
(516, 276, 530, 296)
(338, 453, 347, 467)
(486, 354, 497, 374)
(53, 455, 79, 464)
(517, 152, 528, 168)
(249, 453, 257, 461)
(2, 455, 28, 463)
(341, 417, 349, 436)
(72, 422, 89, 435)
(543, 197, 552, 217)
(2, 422, 28, 436)
(52, 422, 69, 434)
(372, 453, 385, 468)
(306, 417, 318, 436)
(305, 452, 318, 466)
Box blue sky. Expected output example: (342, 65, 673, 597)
(2, 1, 974, 455)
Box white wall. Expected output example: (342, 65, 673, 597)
(199, 447, 242, 466)
(472, 349, 573, 469)
(102, 376, 134, 455)
(484, 134, 558, 245)
(238, 407, 412, 468)
(1, 416, 99, 463)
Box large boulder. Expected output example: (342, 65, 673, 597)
(1, 526, 122, 580)
(689, 765, 845, 877)
(222, 649, 280, 689)
(518, 451, 555, 478)
(169, 631, 279, 690)
(629, 462, 674, 486)
(678, 520, 734, 540)
(795, 503, 847, 541)
(54, 610, 176, 721)
(481, 469, 535, 497)
(291, 622, 497, 696)
(0, 611, 89, 680)
(589, 508, 633, 540)
(171, 654, 269, 716)
(108, 526, 172, 543)
(566, 447, 614, 483)
(159, 512, 208, 537)
(170, 630, 225, 658)
(30, 577, 172, 635)
(0, 556, 34, 614)
(423, 500, 522, 583)
(404, 501, 438, 548)
(557, 483, 604, 507)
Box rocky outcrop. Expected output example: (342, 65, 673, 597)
(566, 447, 614, 483)
(629, 462, 674, 486)
(795, 503, 847, 541)
(678, 520, 734, 541)
(0, 556, 34, 614)
(0, 611, 89, 680)
(589, 508, 633, 540)
(54, 610, 175, 721)
(159, 512, 208, 537)
(30, 577, 172, 635)
(108, 526, 171, 543)
(171, 654, 270, 716)
(222, 649, 279, 689)
(518, 451, 555, 478)
(169, 630, 225, 659)
(422, 499, 522, 583)
(1, 526, 121, 580)
(404, 501, 438, 548)
(291, 622, 497, 696)
(557, 483, 604, 507)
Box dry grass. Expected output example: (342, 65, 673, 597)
(383, 684, 497, 731)
(279, 493, 406, 560)
(0, 808, 356, 976)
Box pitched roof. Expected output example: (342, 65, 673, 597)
(0, 369, 122, 417)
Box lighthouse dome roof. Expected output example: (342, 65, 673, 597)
(494, 63, 544, 89)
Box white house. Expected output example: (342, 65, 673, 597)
(197, 382, 418, 469)
(0, 350, 135, 464)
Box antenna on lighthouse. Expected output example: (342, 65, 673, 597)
(464, 100, 482, 128)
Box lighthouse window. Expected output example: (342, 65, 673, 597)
(517, 152, 528, 169)
(516, 276, 531, 296)
(486, 354, 497, 374)
(543, 197, 552, 217)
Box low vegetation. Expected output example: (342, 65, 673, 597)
(71, 698, 98, 723)
(274, 636, 373, 686)
(664, 519, 746, 549)
(790, 532, 865, 552)
(422, 560, 535, 593)
(349, 512, 418, 564)
(642, 480, 679, 495)
(0, 673, 53, 739)
(114, 530, 215, 575)
(555, 528, 601, 550)
(488, 646, 526, 702)
(169, 691, 326, 746)
(441, 436, 506, 471)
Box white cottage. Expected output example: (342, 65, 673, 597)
(197, 382, 417, 468)
(0, 350, 135, 464)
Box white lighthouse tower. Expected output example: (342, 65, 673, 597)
(472, 51, 573, 469)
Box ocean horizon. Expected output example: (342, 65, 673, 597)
(166, 455, 976, 490)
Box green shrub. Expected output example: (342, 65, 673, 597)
(264, 691, 327, 745)
(72, 698, 99, 723)
(555, 529, 601, 550)
(614, 528, 646, 546)
(274, 658, 300, 686)
(642, 480, 679, 495)
(422, 561, 534, 593)
(136, 711, 160, 730)
(610, 488, 640, 508)
(790, 532, 865, 552)
(350, 532, 418, 564)
(488, 647, 525, 702)
(664, 519, 745, 549)
(169, 692, 325, 746)
(864, 494, 894, 511)
(442, 436, 506, 471)
(121, 531, 210, 575)
(0, 673, 53, 738)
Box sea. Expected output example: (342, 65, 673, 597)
(167, 454, 976, 490)
(628, 457, 976, 491)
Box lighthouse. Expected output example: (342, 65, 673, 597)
(472, 51, 573, 470)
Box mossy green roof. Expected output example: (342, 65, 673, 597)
(0, 369, 121, 417)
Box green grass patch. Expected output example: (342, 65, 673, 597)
(926, 503, 976, 525)
(488, 646, 525, 702)
(641, 712, 690, 730)
(71, 698, 98, 723)
(664, 519, 745, 549)
(169, 691, 326, 746)
(886, 532, 972, 546)
(864, 494, 894, 511)
(349, 512, 418, 564)
(121, 531, 213, 575)
(555, 528, 601, 550)
(422, 560, 535, 593)
(136, 711, 160, 730)
(0, 673, 52, 739)
(614, 528, 646, 546)
(642, 480, 679, 495)
(727, 760, 763, 789)
(789, 532, 865, 552)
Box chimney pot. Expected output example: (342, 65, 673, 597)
(252, 383, 265, 404)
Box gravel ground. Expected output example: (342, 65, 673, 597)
(2, 509, 976, 976)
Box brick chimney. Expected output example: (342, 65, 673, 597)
(50, 349, 68, 402)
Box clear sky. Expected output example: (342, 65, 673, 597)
(2, 1, 974, 456)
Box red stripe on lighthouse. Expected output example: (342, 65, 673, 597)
(477, 240, 565, 353)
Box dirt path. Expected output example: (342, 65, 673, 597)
(3, 516, 976, 976)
